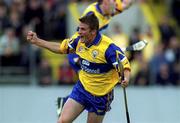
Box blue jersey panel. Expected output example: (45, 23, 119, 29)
(67, 54, 81, 72)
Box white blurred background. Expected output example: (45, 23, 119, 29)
(0, 0, 179, 123)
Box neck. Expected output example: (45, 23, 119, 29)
(85, 34, 97, 47)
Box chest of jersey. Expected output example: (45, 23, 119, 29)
(76, 40, 107, 63)
(75, 38, 113, 74)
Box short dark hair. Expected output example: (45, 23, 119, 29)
(79, 13, 99, 31)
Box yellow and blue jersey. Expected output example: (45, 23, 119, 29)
(60, 32, 131, 96)
(68, 1, 124, 72)
(82, 1, 123, 31)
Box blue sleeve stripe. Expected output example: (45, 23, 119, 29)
(68, 43, 73, 49)
(96, 3, 103, 15)
(116, 8, 122, 13)
(69, 36, 80, 50)
(86, 11, 94, 16)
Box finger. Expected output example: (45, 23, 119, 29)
(27, 31, 36, 41)
(121, 83, 128, 88)
(121, 81, 128, 87)
(27, 35, 33, 41)
(28, 31, 35, 37)
(28, 30, 33, 34)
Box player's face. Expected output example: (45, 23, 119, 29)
(103, 0, 116, 15)
(78, 22, 95, 44)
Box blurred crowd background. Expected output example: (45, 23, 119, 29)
(0, 0, 179, 86)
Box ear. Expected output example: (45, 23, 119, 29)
(91, 30, 97, 35)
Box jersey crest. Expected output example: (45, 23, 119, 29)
(92, 49, 99, 58)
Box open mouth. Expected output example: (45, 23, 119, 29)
(80, 36, 86, 43)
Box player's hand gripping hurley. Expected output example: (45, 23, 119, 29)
(116, 52, 131, 123)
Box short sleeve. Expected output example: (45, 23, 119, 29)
(105, 43, 131, 71)
(59, 33, 80, 54)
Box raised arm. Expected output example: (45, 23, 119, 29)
(27, 31, 67, 54)
(114, 0, 134, 15)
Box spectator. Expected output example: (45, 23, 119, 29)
(129, 27, 141, 61)
(165, 36, 180, 64)
(129, 52, 143, 85)
(171, 0, 180, 26)
(52, 0, 67, 40)
(171, 61, 180, 85)
(0, 27, 20, 66)
(23, 0, 44, 38)
(141, 25, 156, 62)
(134, 60, 150, 86)
(38, 58, 53, 86)
(156, 63, 172, 86)
(159, 16, 175, 47)
(149, 43, 168, 85)
(18, 25, 42, 72)
(164, 36, 180, 85)
(8, 9, 23, 37)
(9, 0, 26, 13)
(43, 0, 55, 40)
(0, 1, 9, 35)
(58, 57, 76, 85)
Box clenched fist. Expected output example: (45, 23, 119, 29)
(27, 31, 38, 44)
(121, 77, 129, 88)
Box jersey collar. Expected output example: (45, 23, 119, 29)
(87, 32, 102, 48)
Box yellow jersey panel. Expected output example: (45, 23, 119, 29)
(75, 35, 112, 63)
(115, 0, 123, 12)
(79, 69, 119, 96)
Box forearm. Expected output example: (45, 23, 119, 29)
(27, 31, 62, 54)
(124, 69, 131, 82)
(121, 69, 131, 88)
(34, 38, 61, 54)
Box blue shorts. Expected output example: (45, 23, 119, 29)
(69, 81, 114, 115)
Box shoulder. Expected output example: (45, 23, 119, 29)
(70, 32, 80, 40)
(86, 2, 97, 10)
(101, 35, 114, 45)
(68, 32, 81, 49)
(98, 34, 120, 53)
(82, 2, 97, 16)
(101, 35, 123, 53)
